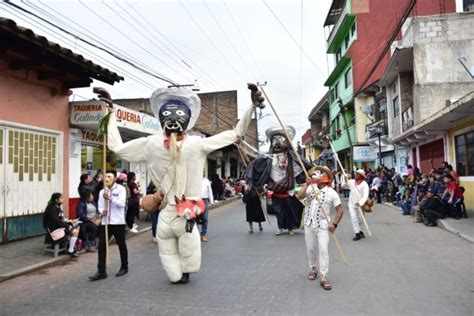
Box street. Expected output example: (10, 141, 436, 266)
(0, 199, 472, 316)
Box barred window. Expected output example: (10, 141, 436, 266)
(455, 130, 474, 176)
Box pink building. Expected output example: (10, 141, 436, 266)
(0, 18, 122, 242)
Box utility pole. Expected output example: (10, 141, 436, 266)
(255, 81, 268, 151)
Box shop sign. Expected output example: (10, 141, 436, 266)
(70, 101, 161, 135)
(353, 146, 377, 162)
(81, 130, 104, 145)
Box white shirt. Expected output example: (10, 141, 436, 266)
(348, 179, 370, 207)
(98, 183, 126, 225)
(201, 178, 214, 203)
(108, 103, 255, 206)
(303, 185, 341, 229)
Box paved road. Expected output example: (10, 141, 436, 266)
(0, 199, 472, 315)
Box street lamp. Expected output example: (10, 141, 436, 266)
(375, 125, 384, 166)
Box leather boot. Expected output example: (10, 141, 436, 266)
(89, 271, 107, 281)
(116, 267, 128, 277)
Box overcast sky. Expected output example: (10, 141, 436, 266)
(1, 0, 464, 144)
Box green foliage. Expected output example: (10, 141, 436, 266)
(98, 109, 113, 135)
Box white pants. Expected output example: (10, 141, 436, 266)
(304, 225, 329, 276)
(348, 204, 361, 234)
(157, 205, 201, 282)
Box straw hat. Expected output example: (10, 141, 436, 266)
(355, 169, 366, 178)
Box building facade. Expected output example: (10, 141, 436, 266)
(322, 0, 455, 170)
(0, 18, 122, 242)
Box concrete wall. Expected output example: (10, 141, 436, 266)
(353, 94, 374, 143)
(386, 78, 402, 139)
(0, 61, 70, 212)
(411, 13, 474, 123)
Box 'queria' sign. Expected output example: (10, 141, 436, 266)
(70, 101, 160, 135)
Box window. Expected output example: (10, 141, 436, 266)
(455, 131, 474, 176)
(351, 23, 356, 37)
(392, 96, 400, 117)
(344, 67, 353, 88)
(334, 83, 339, 101)
(344, 34, 350, 49)
(336, 48, 341, 64)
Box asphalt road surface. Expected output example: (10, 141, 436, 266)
(0, 199, 472, 315)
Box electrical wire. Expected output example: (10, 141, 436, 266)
(203, 0, 256, 81)
(178, 0, 246, 81)
(2, 0, 178, 85)
(262, 0, 326, 77)
(122, 0, 224, 91)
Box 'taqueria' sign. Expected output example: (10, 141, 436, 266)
(70, 101, 161, 134)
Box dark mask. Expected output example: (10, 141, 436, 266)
(158, 101, 191, 136)
(270, 134, 289, 153)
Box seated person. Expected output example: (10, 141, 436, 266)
(43, 192, 80, 258)
(76, 191, 100, 252)
(423, 187, 447, 226)
(399, 187, 412, 215)
(413, 189, 429, 223)
(441, 174, 463, 219)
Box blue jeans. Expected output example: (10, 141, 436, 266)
(150, 211, 159, 238)
(400, 200, 411, 215)
(200, 198, 210, 236)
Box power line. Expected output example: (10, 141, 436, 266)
(178, 0, 246, 81)
(2, 0, 178, 85)
(1, 4, 158, 91)
(222, 1, 265, 81)
(203, 0, 256, 81)
(262, 0, 326, 77)
(121, 0, 224, 90)
(100, 0, 193, 84)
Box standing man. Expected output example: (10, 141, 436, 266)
(347, 169, 370, 241)
(200, 176, 214, 242)
(297, 166, 343, 290)
(89, 169, 128, 281)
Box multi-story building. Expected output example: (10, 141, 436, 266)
(380, 12, 474, 209)
(322, 0, 455, 170)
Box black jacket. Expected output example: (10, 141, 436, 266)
(43, 204, 69, 232)
(426, 195, 447, 216)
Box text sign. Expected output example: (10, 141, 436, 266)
(353, 146, 377, 162)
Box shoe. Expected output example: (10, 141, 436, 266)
(288, 230, 295, 235)
(359, 231, 365, 239)
(426, 222, 437, 227)
(181, 273, 189, 284)
(152, 237, 157, 243)
(201, 235, 208, 242)
(353, 233, 361, 241)
(115, 267, 128, 277)
(275, 229, 283, 236)
(259, 225, 263, 232)
(248, 229, 253, 234)
(129, 228, 138, 233)
(86, 245, 96, 252)
(413, 219, 423, 223)
(89, 272, 107, 281)
(67, 250, 79, 258)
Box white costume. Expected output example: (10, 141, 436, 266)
(107, 87, 257, 282)
(303, 185, 341, 276)
(347, 179, 369, 234)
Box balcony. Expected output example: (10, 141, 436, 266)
(325, 3, 355, 54)
(365, 120, 388, 140)
(331, 124, 356, 152)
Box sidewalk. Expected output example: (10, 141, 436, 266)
(0, 196, 240, 283)
(385, 202, 474, 243)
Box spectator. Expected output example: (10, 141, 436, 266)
(211, 174, 224, 201)
(413, 188, 430, 223)
(43, 192, 80, 258)
(146, 181, 160, 242)
(92, 170, 104, 203)
(446, 165, 460, 184)
(442, 174, 462, 219)
(76, 191, 99, 252)
(423, 187, 447, 226)
(400, 187, 413, 215)
(371, 173, 383, 204)
(78, 173, 96, 200)
(127, 172, 140, 233)
(199, 176, 214, 242)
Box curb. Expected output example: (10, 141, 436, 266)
(0, 197, 241, 283)
(437, 219, 474, 243)
(384, 203, 474, 244)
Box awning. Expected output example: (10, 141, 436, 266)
(392, 91, 474, 147)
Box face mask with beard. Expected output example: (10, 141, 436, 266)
(270, 134, 289, 153)
(158, 101, 191, 136)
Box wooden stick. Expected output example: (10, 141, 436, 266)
(326, 138, 373, 237)
(260, 87, 348, 265)
(102, 104, 109, 267)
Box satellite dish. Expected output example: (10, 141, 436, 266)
(361, 105, 373, 115)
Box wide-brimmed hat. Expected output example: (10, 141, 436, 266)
(309, 165, 334, 183)
(150, 87, 201, 131)
(265, 125, 296, 141)
(355, 169, 366, 178)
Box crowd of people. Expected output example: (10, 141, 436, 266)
(332, 162, 466, 227)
